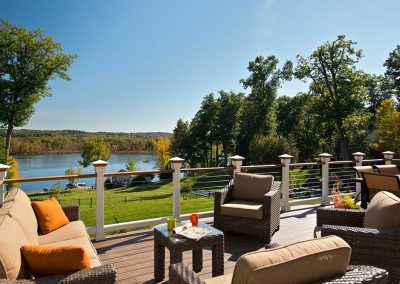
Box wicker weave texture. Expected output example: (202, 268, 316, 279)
(61, 204, 80, 222)
(214, 180, 281, 243)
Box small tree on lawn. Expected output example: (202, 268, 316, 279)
(79, 137, 110, 167)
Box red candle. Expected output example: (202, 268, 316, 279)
(190, 213, 199, 226)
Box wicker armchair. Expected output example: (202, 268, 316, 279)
(214, 177, 281, 243)
(317, 206, 400, 283)
(0, 204, 117, 284)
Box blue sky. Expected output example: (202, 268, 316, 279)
(2, 0, 400, 132)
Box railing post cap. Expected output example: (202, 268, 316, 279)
(0, 164, 10, 172)
(230, 155, 245, 161)
(91, 160, 108, 167)
(319, 153, 333, 158)
(169, 157, 184, 163)
(278, 154, 293, 160)
(352, 152, 366, 157)
(382, 151, 395, 155)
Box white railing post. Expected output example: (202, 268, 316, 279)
(353, 152, 366, 197)
(279, 154, 293, 212)
(0, 164, 10, 206)
(383, 151, 395, 165)
(319, 153, 332, 206)
(92, 160, 108, 241)
(230, 155, 245, 177)
(170, 157, 184, 221)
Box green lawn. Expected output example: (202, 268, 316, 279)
(27, 171, 232, 227)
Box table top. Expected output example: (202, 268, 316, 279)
(154, 222, 223, 243)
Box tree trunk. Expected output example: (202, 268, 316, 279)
(338, 130, 348, 160)
(215, 144, 219, 167)
(209, 143, 213, 166)
(5, 124, 13, 159)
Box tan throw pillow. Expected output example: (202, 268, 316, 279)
(232, 236, 351, 284)
(364, 191, 400, 229)
(232, 173, 274, 202)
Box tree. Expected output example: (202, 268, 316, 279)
(0, 20, 76, 158)
(215, 90, 244, 166)
(384, 45, 400, 100)
(6, 156, 20, 190)
(64, 166, 82, 184)
(365, 74, 393, 124)
(249, 135, 297, 164)
(170, 119, 192, 165)
(238, 55, 293, 158)
(79, 137, 110, 167)
(153, 138, 171, 169)
(125, 157, 136, 171)
(295, 35, 368, 159)
(374, 99, 400, 153)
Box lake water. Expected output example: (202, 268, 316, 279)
(14, 153, 158, 193)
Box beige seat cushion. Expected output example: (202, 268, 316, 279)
(204, 273, 233, 284)
(38, 221, 89, 245)
(1, 191, 39, 245)
(0, 215, 31, 279)
(221, 200, 263, 220)
(364, 191, 400, 228)
(232, 236, 351, 284)
(233, 173, 274, 202)
(43, 236, 101, 268)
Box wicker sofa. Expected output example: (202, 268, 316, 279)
(169, 236, 388, 284)
(317, 192, 400, 283)
(214, 173, 281, 243)
(0, 189, 116, 283)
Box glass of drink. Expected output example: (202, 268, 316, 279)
(190, 213, 199, 226)
(167, 217, 176, 231)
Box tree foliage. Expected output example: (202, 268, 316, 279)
(79, 137, 111, 167)
(0, 20, 76, 157)
(64, 166, 82, 184)
(153, 138, 171, 169)
(125, 157, 136, 171)
(374, 99, 400, 153)
(384, 45, 400, 100)
(6, 156, 20, 189)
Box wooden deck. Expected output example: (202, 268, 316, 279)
(93, 205, 318, 284)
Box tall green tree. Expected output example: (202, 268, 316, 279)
(0, 20, 76, 158)
(215, 90, 244, 166)
(125, 157, 136, 171)
(374, 99, 400, 153)
(79, 137, 111, 167)
(384, 45, 400, 100)
(295, 35, 368, 159)
(170, 119, 192, 165)
(238, 55, 292, 158)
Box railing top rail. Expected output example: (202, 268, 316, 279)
(241, 164, 283, 170)
(328, 160, 355, 165)
(181, 166, 234, 173)
(289, 162, 319, 167)
(3, 173, 97, 184)
(363, 158, 385, 163)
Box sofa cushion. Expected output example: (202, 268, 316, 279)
(221, 200, 263, 220)
(43, 236, 101, 267)
(204, 273, 233, 284)
(233, 173, 274, 202)
(364, 191, 400, 228)
(31, 198, 70, 234)
(38, 221, 89, 245)
(1, 189, 39, 245)
(231, 236, 351, 284)
(21, 245, 91, 278)
(0, 215, 31, 280)
(376, 165, 399, 175)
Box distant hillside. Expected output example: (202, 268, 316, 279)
(0, 129, 172, 155)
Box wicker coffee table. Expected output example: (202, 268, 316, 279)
(153, 222, 224, 282)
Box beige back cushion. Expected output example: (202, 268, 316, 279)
(2, 189, 38, 245)
(364, 191, 400, 228)
(376, 165, 399, 175)
(232, 236, 351, 284)
(233, 173, 274, 202)
(0, 215, 31, 279)
(354, 166, 374, 177)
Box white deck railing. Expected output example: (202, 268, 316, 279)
(0, 151, 396, 241)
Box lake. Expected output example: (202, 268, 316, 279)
(14, 153, 158, 193)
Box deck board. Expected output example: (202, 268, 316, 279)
(94, 205, 318, 283)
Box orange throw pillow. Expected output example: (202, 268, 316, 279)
(21, 245, 91, 278)
(31, 198, 69, 234)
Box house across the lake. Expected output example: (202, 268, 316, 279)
(110, 169, 132, 187)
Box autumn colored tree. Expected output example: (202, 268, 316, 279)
(374, 99, 400, 153)
(6, 156, 20, 189)
(153, 138, 171, 169)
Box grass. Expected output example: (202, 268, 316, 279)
(27, 171, 232, 227)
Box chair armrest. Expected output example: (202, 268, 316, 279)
(214, 180, 234, 206)
(262, 186, 281, 219)
(169, 263, 204, 284)
(62, 204, 80, 222)
(317, 207, 365, 227)
(0, 264, 117, 284)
